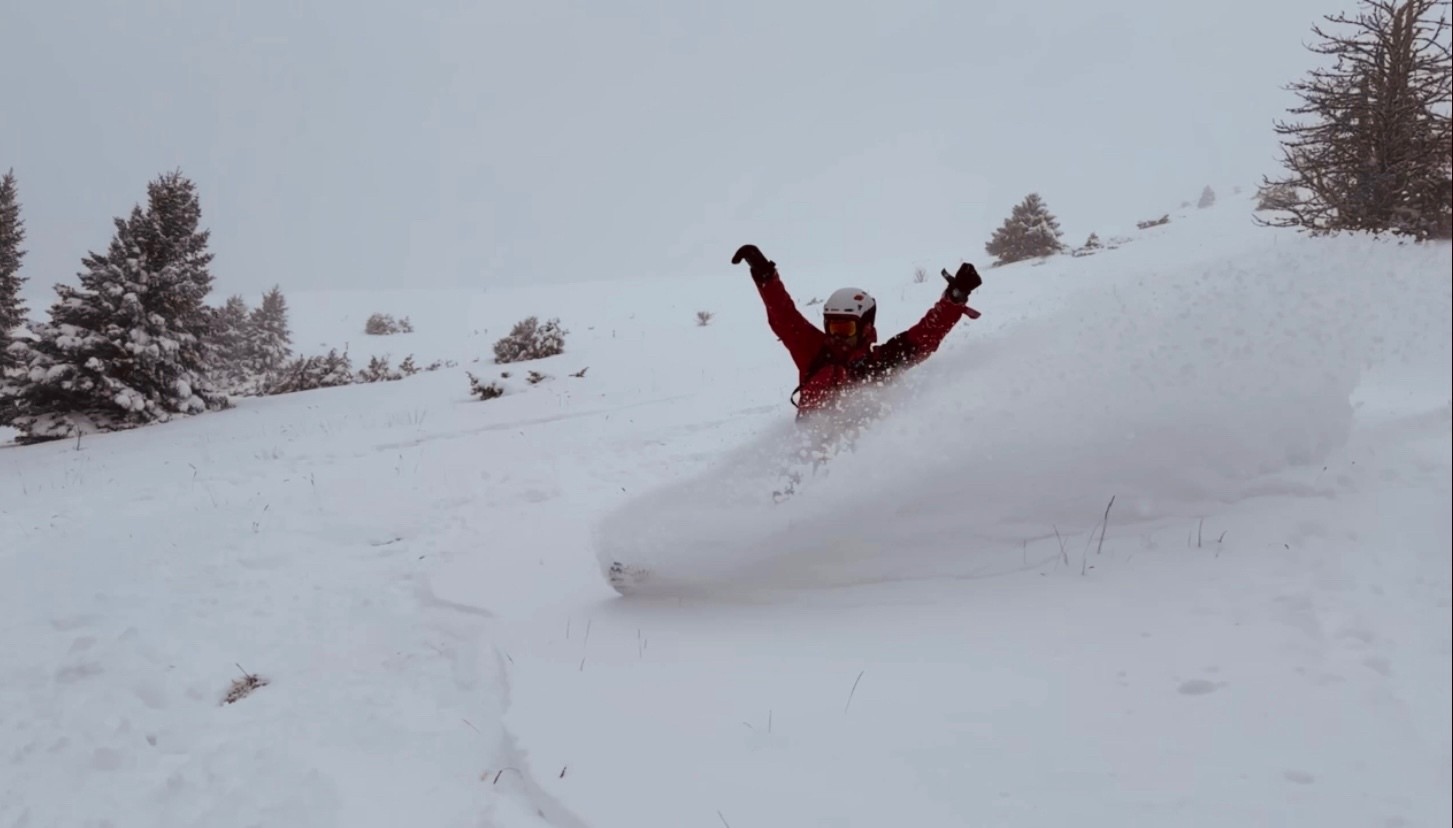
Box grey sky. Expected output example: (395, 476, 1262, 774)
(4, 0, 1336, 308)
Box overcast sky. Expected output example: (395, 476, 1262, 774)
(3, 0, 1339, 306)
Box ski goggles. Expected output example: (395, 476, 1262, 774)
(825, 317, 859, 338)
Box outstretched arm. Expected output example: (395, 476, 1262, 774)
(733, 244, 824, 373)
(849, 262, 982, 383)
(850, 297, 968, 382)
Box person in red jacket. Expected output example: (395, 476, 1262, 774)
(732, 244, 982, 417)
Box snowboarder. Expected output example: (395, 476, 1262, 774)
(731, 244, 982, 416)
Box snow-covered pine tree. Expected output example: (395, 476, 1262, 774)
(244, 285, 291, 378)
(210, 294, 252, 393)
(1198, 185, 1217, 208)
(984, 193, 1066, 266)
(1073, 232, 1103, 257)
(5, 170, 228, 443)
(0, 169, 26, 372)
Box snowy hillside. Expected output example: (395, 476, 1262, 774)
(2, 204, 1449, 827)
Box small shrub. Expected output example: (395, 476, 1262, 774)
(222, 665, 268, 705)
(913, 266, 927, 284)
(696, 310, 713, 326)
(493, 316, 566, 364)
(1072, 232, 1103, 257)
(365, 313, 413, 336)
(1137, 214, 1170, 230)
(266, 348, 355, 395)
(357, 355, 402, 383)
(1255, 182, 1298, 212)
(526, 370, 549, 385)
(467, 371, 504, 400)
(1197, 185, 1216, 208)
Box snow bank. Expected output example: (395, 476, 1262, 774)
(593, 229, 1450, 595)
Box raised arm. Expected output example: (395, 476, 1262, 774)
(756, 273, 826, 372)
(733, 244, 825, 373)
(849, 263, 982, 383)
(850, 298, 966, 381)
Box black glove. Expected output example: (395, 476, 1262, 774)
(941, 263, 982, 304)
(732, 244, 777, 285)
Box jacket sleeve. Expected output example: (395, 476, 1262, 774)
(850, 297, 967, 383)
(757, 276, 825, 374)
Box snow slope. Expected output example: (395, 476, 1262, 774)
(2, 201, 1449, 827)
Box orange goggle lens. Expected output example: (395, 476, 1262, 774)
(826, 318, 858, 337)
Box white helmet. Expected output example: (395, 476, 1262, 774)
(822, 287, 877, 329)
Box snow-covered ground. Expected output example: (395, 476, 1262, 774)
(2, 202, 1449, 827)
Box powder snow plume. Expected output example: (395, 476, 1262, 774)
(592, 231, 1444, 597)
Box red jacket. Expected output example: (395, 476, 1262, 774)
(756, 276, 972, 416)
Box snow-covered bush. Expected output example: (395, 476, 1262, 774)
(1137, 214, 1170, 230)
(420, 357, 455, 372)
(365, 313, 413, 335)
(357, 354, 402, 383)
(467, 371, 504, 400)
(1197, 186, 1217, 208)
(1255, 182, 1298, 212)
(493, 316, 566, 364)
(265, 348, 354, 395)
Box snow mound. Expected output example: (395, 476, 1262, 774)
(594, 233, 1448, 596)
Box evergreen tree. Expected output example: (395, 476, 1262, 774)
(5, 170, 227, 443)
(210, 294, 252, 393)
(1260, 0, 1451, 239)
(217, 295, 250, 352)
(244, 285, 291, 376)
(984, 193, 1065, 266)
(1197, 185, 1217, 208)
(0, 169, 26, 371)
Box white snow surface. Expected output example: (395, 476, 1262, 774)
(2, 205, 1450, 827)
